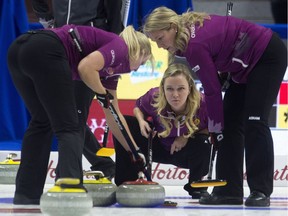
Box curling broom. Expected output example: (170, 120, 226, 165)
(191, 2, 233, 188)
(190, 143, 227, 187)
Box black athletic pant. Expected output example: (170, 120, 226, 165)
(7, 31, 84, 199)
(113, 115, 211, 189)
(214, 33, 287, 197)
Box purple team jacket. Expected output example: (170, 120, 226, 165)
(136, 87, 208, 150)
(176, 15, 273, 132)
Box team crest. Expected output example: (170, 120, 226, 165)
(107, 67, 114, 75)
(194, 118, 200, 126)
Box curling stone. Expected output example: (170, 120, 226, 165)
(40, 178, 93, 216)
(83, 171, 117, 206)
(116, 172, 165, 207)
(0, 153, 20, 184)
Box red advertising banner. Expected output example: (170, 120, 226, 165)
(279, 81, 288, 105)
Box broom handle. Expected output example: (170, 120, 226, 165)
(226, 2, 233, 16)
(221, 2, 233, 92)
(207, 144, 217, 180)
(207, 1, 233, 179)
(68, 28, 83, 54)
(108, 104, 152, 181)
(102, 124, 109, 147)
(147, 130, 153, 176)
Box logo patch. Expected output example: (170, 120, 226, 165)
(248, 116, 260, 120)
(110, 50, 115, 65)
(107, 67, 114, 75)
(192, 65, 200, 73)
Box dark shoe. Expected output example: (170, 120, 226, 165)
(13, 193, 40, 205)
(245, 191, 270, 207)
(191, 190, 210, 199)
(199, 193, 243, 205)
(90, 158, 115, 179)
(183, 183, 209, 199)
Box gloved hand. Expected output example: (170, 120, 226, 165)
(210, 133, 224, 150)
(128, 148, 146, 172)
(95, 90, 114, 109)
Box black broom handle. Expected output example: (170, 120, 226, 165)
(68, 28, 152, 180)
(208, 1, 234, 179)
(147, 130, 153, 177)
(108, 104, 152, 181)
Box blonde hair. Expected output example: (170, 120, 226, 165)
(143, 6, 210, 53)
(153, 63, 201, 138)
(120, 25, 154, 66)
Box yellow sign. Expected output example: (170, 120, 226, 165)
(117, 40, 168, 99)
(277, 105, 288, 129)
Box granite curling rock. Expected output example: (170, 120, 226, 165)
(83, 171, 117, 206)
(40, 178, 93, 216)
(0, 153, 20, 184)
(116, 172, 165, 207)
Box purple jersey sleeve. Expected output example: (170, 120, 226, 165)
(195, 93, 209, 131)
(135, 87, 158, 117)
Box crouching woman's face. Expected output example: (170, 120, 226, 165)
(163, 73, 190, 114)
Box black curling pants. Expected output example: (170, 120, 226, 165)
(113, 115, 211, 188)
(7, 31, 84, 199)
(214, 33, 287, 197)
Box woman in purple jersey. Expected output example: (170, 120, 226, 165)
(7, 24, 152, 205)
(142, 6, 287, 207)
(113, 63, 211, 199)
